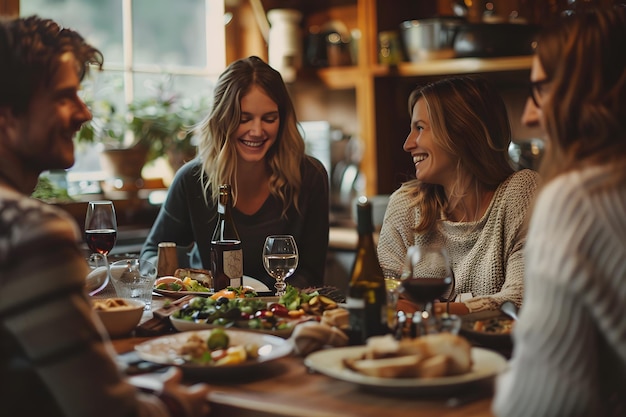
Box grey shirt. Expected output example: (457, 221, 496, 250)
(0, 185, 169, 417)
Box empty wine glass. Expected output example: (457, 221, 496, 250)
(84, 200, 117, 290)
(400, 244, 455, 335)
(263, 235, 298, 297)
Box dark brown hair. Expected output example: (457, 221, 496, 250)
(0, 15, 103, 115)
(536, 7, 626, 183)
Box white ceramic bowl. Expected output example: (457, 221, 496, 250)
(93, 298, 145, 338)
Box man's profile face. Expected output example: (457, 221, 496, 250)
(8, 52, 92, 173)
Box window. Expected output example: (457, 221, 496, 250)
(20, 0, 226, 188)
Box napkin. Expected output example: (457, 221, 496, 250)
(289, 320, 349, 356)
(135, 295, 195, 336)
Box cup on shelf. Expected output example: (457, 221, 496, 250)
(109, 258, 157, 311)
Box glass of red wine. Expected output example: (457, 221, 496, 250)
(400, 245, 455, 335)
(84, 200, 118, 290)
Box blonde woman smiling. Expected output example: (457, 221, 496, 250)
(142, 56, 329, 290)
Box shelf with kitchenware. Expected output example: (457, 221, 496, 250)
(308, 55, 533, 90)
(392, 55, 533, 78)
(254, 0, 539, 195)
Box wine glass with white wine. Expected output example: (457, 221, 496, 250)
(263, 235, 298, 297)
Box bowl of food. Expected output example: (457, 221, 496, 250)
(93, 298, 145, 338)
(460, 312, 514, 351)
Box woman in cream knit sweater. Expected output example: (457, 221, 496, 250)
(377, 76, 539, 315)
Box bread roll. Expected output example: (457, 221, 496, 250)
(345, 333, 473, 379)
(344, 355, 422, 378)
(290, 321, 348, 356)
(399, 333, 472, 375)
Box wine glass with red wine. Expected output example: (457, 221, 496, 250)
(84, 201, 117, 289)
(400, 245, 454, 334)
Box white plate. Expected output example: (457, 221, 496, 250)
(154, 275, 270, 297)
(135, 329, 292, 377)
(153, 288, 212, 297)
(243, 276, 271, 292)
(304, 346, 507, 395)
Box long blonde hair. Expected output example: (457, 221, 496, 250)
(536, 7, 626, 186)
(197, 56, 305, 215)
(401, 76, 514, 233)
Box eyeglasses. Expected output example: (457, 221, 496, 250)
(528, 79, 551, 108)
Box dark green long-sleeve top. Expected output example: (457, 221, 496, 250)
(141, 156, 330, 290)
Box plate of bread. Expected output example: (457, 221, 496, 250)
(304, 333, 507, 394)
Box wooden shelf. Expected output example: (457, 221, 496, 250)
(395, 55, 533, 77)
(312, 56, 532, 89)
(315, 66, 361, 89)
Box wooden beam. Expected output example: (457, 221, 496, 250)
(0, 0, 19, 17)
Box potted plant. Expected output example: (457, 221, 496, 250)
(76, 78, 206, 191)
(127, 90, 204, 172)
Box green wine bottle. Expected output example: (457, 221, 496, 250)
(346, 196, 388, 344)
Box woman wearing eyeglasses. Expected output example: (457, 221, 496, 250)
(493, 7, 626, 417)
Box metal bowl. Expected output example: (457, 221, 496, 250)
(400, 17, 464, 62)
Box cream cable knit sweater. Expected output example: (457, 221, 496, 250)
(493, 166, 626, 416)
(377, 169, 539, 312)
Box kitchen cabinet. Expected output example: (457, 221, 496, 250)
(242, 0, 537, 194)
(0, 0, 18, 17)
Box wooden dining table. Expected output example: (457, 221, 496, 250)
(104, 294, 498, 417)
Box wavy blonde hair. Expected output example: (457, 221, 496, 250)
(196, 56, 305, 215)
(400, 76, 514, 233)
(536, 7, 626, 186)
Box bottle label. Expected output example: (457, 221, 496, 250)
(223, 248, 243, 281)
(345, 296, 365, 344)
(345, 296, 365, 309)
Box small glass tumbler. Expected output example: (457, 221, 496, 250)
(437, 313, 462, 335)
(110, 259, 157, 311)
(384, 272, 402, 329)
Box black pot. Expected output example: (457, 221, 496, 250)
(454, 23, 539, 58)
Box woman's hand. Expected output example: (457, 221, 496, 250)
(396, 296, 469, 316)
(433, 301, 469, 316)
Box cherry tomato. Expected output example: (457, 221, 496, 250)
(254, 309, 273, 319)
(269, 303, 290, 317)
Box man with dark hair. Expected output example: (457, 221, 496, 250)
(0, 15, 209, 417)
